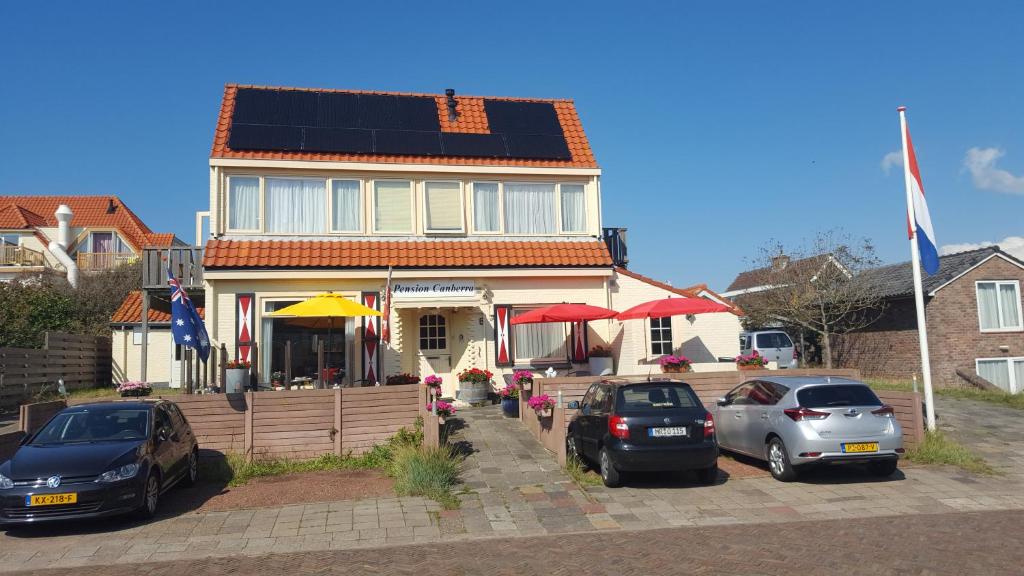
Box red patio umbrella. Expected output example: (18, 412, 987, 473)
(615, 298, 732, 320)
(509, 303, 619, 368)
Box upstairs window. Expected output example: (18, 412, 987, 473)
(265, 178, 327, 234)
(331, 180, 362, 233)
(471, 182, 500, 233)
(559, 183, 587, 233)
(504, 183, 555, 234)
(423, 182, 464, 233)
(228, 176, 259, 231)
(374, 180, 413, 234)
(977, 281, 1022, 331)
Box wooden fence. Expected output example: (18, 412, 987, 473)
(0, 332, 112, 412)
(521, 369, 926, 466)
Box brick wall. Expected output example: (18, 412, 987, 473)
(838, 256, 1024, 388)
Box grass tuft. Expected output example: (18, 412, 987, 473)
(564, 455, 602, 488)
(906, 430, 996, 475)
(386, 443, 463, 509)
(867, 379, 1024, 411)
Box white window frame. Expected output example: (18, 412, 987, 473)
(650, 316, 673, 356)
(975, 356, 1024, 394)
(262, 176, 330, 235)
(511, 305, 568, 364)
(975, 280, 1023, 332)
(557, 182, 589, 235)
(469, 181, 503, 235)
(225, 175, 263, 233)
(328, 178, 364, 234)
(371, 179, 415, 235)
(422, 180, 466, 234)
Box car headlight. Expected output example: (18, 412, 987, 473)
(96, 463, 141, 483)
(0, 473, 13, 490)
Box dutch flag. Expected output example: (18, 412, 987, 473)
(900, 108, 940, 275)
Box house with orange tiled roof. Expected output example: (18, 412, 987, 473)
(194, 83, 741, 395)
(0, 195, 182, 283)
(110, 291, 206, 386)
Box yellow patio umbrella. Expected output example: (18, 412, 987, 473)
(268, 293, 382, 385)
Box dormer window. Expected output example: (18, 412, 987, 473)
(265, 178, 326, 234)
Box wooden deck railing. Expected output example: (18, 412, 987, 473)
(76, 252, 139, 271)
(0, 245, 45, 267)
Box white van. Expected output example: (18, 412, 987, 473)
(739, 330, 797, 369)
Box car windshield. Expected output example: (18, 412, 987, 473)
(617, 384, 698, 412)
(756, 333, 793, 348)
(797, 385, 881, 408)
(31, 408, 150, 445)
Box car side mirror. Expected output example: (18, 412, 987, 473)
(716, 397, 728, 407)
(567, 400, 580, 410)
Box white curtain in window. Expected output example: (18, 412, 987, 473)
(331, 180, 361, 232)
(472, 183, 500, 232)
(374, 181, 412, 233)
(265, 178, 326, 234)
(560, 184, 586, 232)
(977, 283, 1000, 330)
(978, 359, 1011, 392)
(424, 182, 463, 231)
(504, 183, 555, 234)
(229, 177, 259, 230)
(513, 320, 566, 361)
(998, 283, 1021, 328)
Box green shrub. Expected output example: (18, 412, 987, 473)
(387, 443, 463, 509)
(564, 455, 601, 488)
(906, 430, 995, 475)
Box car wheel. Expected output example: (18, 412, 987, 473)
(867, 459, 898, 477)
(695, 463, 718, 485)
(566, 434, 583, 465)
(598, 447, 621, 488)
(181, 448, 199, 487)
(766, 437, 798, 482)
(135, 472, 160, 520)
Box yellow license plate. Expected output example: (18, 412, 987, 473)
(842, 442, 879, 453)
(26, 493, 78, 506)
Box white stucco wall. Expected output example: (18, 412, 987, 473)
(111, 327, 174, 384)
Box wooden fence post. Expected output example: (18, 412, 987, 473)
(250, 341, 259, 391)
(912, 391, 926, 445)
(317, 340, 325, 389)
(554, 407, 567, 466)
(285, 340, 292, 385)
(244, 391, 254, 461)
(184, 348, 193, 394)
(421, 385, 440, 448)
(219, 344, 228, 391)
(334, 388, 343, 456)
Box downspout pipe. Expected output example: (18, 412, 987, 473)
(47, 204, 79, 288)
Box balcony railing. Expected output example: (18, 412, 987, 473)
(0, 245, 46, 267)
(602, 227, 628, 268)
(76, 252, 140, 271)
(143, 246, 204, 289)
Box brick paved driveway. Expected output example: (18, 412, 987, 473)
(1, 401, 1022, 572)
(9, 509, 1024, 576)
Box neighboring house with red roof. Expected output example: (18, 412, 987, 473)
(0, 195, 181, 283)
(110, 291, 206, 386)
(184, 83, 740, 394)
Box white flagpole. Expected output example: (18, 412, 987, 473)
(898, 106, 937, 432)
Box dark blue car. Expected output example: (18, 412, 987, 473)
(0, 400, 198, 525)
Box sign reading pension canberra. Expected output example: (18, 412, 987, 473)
(391, 280, 476, 300)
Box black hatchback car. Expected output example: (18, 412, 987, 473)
(0, 400, 198, 525)
(566, 380, 718, 487)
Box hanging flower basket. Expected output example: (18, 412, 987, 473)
(528, 394, 556, 418)
(658, 355, 692, 374)
(424, 375, 443, 397)
(513, 370, 533, 392)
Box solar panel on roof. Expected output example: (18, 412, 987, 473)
(315, 92, 360, 128)
(303, 127, 374, 154)
(374, 130, 443, 156)
(228, 124, 304, 151)
(504, 133, 571, 160)
(483, 100, 563, 135)
(441, 133, 508, 158)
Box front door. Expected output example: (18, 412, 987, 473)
(417, 312, 452, 395)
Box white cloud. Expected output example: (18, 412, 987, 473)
(963, 147, 1024, 194)
(940, 236, 1024, 260)
(880, 150, 902, 175)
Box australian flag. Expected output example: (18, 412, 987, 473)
(169, 266, 210, 362)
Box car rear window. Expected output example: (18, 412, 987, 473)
(797, 385, 881, 408)
(756, 332, 793, 348)
(617, 384, 698, 412)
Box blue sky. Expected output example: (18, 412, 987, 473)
(2, 1, 1022, 290)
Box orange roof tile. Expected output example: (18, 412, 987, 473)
(111, 291, 206, 325)
(210, 84, 598, 168)
(204, 239, 612, 269)
(0, 196, 178, 250)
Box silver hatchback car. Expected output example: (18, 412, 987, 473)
(708, 376, 903, 481)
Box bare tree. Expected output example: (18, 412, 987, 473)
(738, 230, 884, 368)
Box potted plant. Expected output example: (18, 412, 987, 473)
(225, 360, 251, 393)
(424, 374, 443, 397)
(513, 370, 534, 392)
(588, 345, 614, 375)
(457, 367, 493, 404)
(117, 381, 152, 397)
(735, 351, 769, 371)
(427, 400, 456, 425)
(659, 354, 692, 373)
(528, 394, 556, 418)
(498, 384, 520, 417)
(386, 373, 421, 386)
(271, 371, 285, 390)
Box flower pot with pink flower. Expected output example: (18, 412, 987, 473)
(498, 384, 520, 417)
(117, 381, 152, 397)
(457, 367, 493, 404)
(427, 400, 456, 424)
(528, 394, 556, 418)
(658, 355, 692, 374)
(512, 370, 533, 392)
(735, 351, 769, 370)
(424, 375, 443, 398)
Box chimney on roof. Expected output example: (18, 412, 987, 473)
(445, 88, 458, 121)
(106, 198, 117, 214)
(771, 254, 790, 271)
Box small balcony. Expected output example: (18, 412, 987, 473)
(1, 245, 46, 267)
(143, 246, 204, 289)
(602, 227, 628, 268)
(76, 252, 140, 271)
